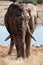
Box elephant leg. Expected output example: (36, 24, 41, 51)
(25, 31, 31, 57)
(15, 42, 21, 58)
(21, 42, 24, 58)
(8, 37, 14, 55)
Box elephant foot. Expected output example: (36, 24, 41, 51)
(8, 52, 11, 55)
(16, 52, 25, 59)
(26, 50, 30, 58)
(16, 56, 25, 61)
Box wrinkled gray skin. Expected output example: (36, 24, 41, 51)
(0, 3, 40, 58)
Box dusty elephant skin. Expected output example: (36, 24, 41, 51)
(4, 3, 37, 58)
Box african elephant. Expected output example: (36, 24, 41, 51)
(4, 3, 37, 58)
(0, 3, 41, 58)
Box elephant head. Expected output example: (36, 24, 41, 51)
(4, 3, 36, 41)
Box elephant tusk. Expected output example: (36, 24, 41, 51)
(5, 35, 10, 41)
(4, 26, 36, 41)
(27, 24, 36, 41)
(29, 32, 36, 41)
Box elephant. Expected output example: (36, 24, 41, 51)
(0, 2, 41, 58)
(4, 3, 37, 58)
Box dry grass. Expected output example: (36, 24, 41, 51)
(0, 45, 43, 65)
(0, 57, 8, 65)
(0, 54, 43, 65)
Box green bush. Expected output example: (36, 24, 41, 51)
(10, 0, 22, 2)
(1, 0, 43, 4)
(22, 0, 37, 4)
(37, 0, 43, 3)
(6, 0, 37, 4)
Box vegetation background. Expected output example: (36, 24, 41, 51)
(0, 0, 43, 4)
